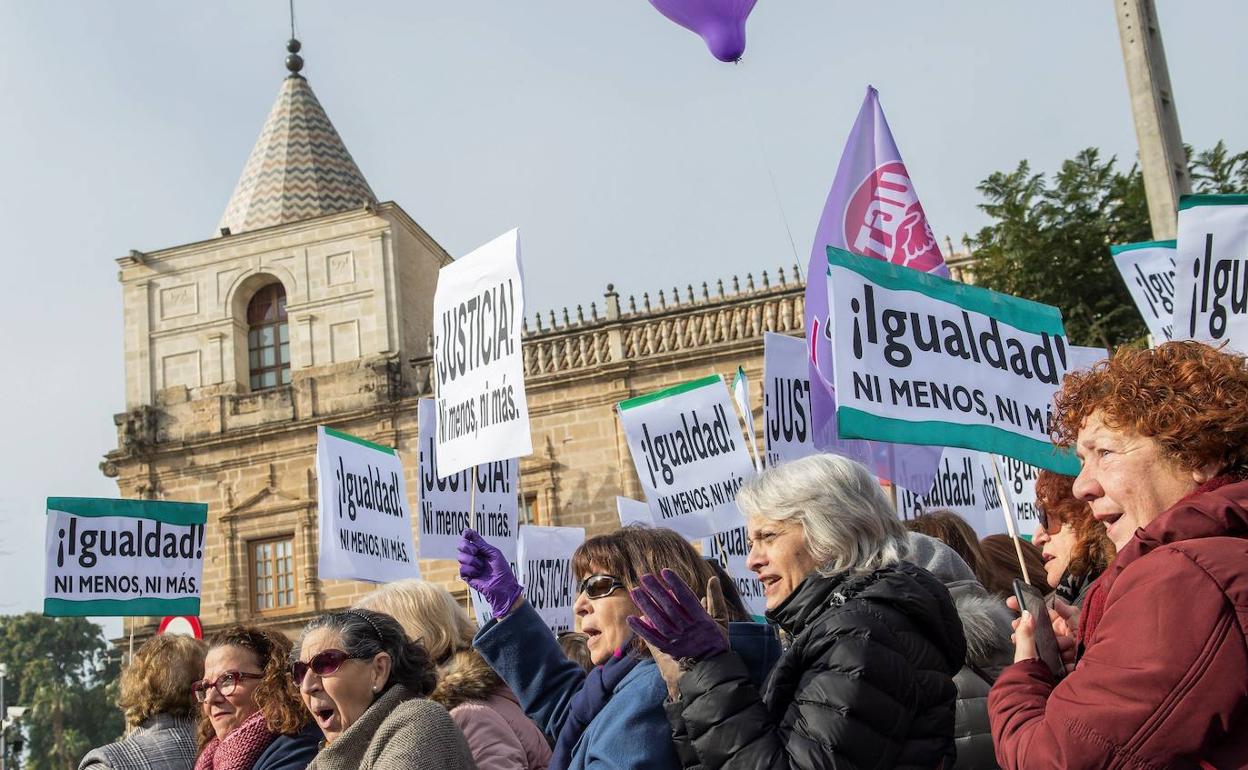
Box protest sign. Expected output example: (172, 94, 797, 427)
(416, 399, 519, 561)
(703, 526, 766, 620)
(618, 375, 756, 539)
(805, 86, 945, 493)
(826, 246, 1078, 474)
(995, 454, 1040, 536)
(1173, 195, 1248, 354)
(762, 333, 815, 469)
(44, 497, 207, 617)
(1111, 240, 1177, 344)
(895, 449, 1008, 540)
(518, 526, 586, 634)
(316, 427, 419, 584)
(432, 228, 532, 476)
(616, 496, 654, 527)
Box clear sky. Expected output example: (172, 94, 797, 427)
(3, 2, 1247, 638)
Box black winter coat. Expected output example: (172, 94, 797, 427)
(666, 563, 966, 770)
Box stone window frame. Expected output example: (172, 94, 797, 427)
(249, 533, 298, 615)
(246, 282, 291, 391)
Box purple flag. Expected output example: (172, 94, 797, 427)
(804, 86, 945, 492)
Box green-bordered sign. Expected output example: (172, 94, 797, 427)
(1110, 240, 1176, 344)
(1173, 194, 1248, 353)
(617, 375, 756, 538)
(44, 497, 208, 617)
(825, 247, 1083, 474)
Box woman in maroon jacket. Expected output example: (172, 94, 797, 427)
(988, 341, 1248, 768)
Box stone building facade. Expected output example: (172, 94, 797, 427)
(101, 46, 807, 640)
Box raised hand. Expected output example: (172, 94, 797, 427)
(457, 529, 524, 619)
(627, 570, 729, 664)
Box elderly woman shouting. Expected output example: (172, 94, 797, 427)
(989, 341, 1248, 767)
(630, 453, 966, 769)
(293, 609, 476, 770)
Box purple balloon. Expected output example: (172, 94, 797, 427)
(648, 0, 759, 63)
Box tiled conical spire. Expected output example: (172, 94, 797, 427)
(217, 39, 376, 236)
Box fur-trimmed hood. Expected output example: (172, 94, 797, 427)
(430, 648, 507, 710)
(906, 532, 1013, 671)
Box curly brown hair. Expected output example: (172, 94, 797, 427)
(196, 625, 309, 749)
(1034, 470, 1116, 580)
(1052, 341, 1248, 477)
(119, 634, 206, 728)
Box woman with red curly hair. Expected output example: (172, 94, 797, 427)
(1031, 470, 1115, 606)
(989, 341, 1248, 768)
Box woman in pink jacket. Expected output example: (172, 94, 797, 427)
(356, 579, 551, 770)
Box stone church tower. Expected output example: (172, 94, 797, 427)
(102, 41, 803, 639)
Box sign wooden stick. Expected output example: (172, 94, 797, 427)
(990, 455, 1032, 585)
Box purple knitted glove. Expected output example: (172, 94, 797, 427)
(626, 569, 729, 663)
(457, 528, 524, 619)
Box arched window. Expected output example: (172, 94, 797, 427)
(247, 283, 290, 390)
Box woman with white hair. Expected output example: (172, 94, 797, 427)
(629, 453, 966, 769)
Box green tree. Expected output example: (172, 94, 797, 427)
(968, 148, 1151, 348)
(967, 144, 1245, 348)
(0, 614, 121, 770)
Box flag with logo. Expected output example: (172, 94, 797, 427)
(804, 85, 945, 492)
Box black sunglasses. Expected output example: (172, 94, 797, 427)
(577, 574, 626, 600)
(289, 649, 366, 682)
(1036, 508, 1063, 535)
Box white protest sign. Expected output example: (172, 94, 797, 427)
(895, 449, 1007, 539)
(826, 246, 1078, 475)
(1173, 196, 1248, 354)
(616, 496, 654, 527)
(316, 427, 419, 584)
(618, 375, 756, 539)
(44, 498, 207, 617)
(416, 399, 520, 561)
(995, 454, 1040, 535)
(703, 526, 767, 620)
(762, 332, 815, 468)
(433, 228, 531, 476)
(1111, 240, 1177, 343)
(518, 525, 586, 634)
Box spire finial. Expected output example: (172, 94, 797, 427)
(285, 38, 304, 75)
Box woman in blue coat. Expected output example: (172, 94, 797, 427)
(459, 525, 729, 770)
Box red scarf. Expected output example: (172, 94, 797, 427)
(193, 710, 277, 770)
(1077, 474, 1240, 652)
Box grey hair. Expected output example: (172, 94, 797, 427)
(736, 453, 909, 576)
(295, 608, 436, 697)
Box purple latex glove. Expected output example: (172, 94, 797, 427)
(458, 529, 524, 619)
(626, 569, 729, 663)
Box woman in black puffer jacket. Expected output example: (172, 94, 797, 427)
(629, 454, 967, 770)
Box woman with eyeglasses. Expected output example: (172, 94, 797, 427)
(1032, 470, 1114, 607)
(292, 608, 476, 770)
(192, 625, 320, 770)
(355, 579, 553, 770)
(458, 525, 721, 770)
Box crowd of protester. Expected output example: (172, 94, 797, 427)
(77, 340, 1248, 769)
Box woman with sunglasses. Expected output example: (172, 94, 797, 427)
(1032, 470, 1114, 607)
(459, 525, 720, 770)
(292, 608, 476, 770)
(192, 625, 320, 770)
